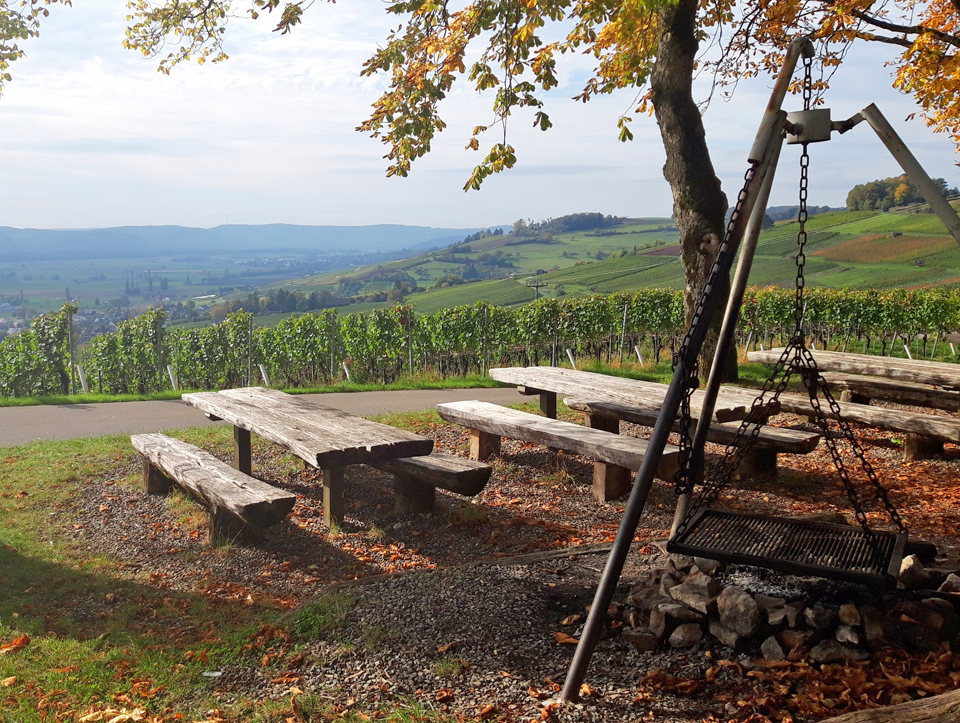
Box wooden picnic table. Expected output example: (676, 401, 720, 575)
(488, 366, 770, 422)
(747, 348, 960, 389)
(182, 386, 434, 525)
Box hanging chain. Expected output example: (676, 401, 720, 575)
(674, 52, 906, 549)
(674, 164, 756, 496)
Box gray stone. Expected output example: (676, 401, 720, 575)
(717, 586, 760, 637)
(899, 554, 932, 590)
(668, 582, 718, 615)
(709, 619, 739, 649)
(656, 603, 705, 623)
(694, 557, 721, 575)
(767, 607, 788, 627)
(901, 622, 943, 654)
(684, 570, 722, 596)
(649, 609, 668, 638)
(623, 608, 645, 630)
(862, 605, 906, 652)
(623, 630, 659, 652)
(804, 605, 838, 630)
(784, 602, 804, 628)
(938, 573, 960, 593)
(668, 623, 703, 648)
(627, 585, 667, 612)
(755, 594, 786, 612)
(659, 571, 684, 598)
(669, 554, 696, 571)
(760, 636, 785, 662)
(809, 640, 869, 663)
(836, 625, 861, 645)
(779, 629, 814, 649)
(838, 603, 861, 626)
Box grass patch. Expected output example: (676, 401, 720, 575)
(0, 374, 501, 408)
(434, 656, 469, 679)
(292, 592, 354, 641)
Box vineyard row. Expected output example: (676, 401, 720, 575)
(3, 286, 959, 398)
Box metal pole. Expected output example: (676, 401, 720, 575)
(859, 103, 960, 244)
(671, 129, 785, 535)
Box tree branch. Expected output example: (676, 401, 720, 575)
(851, 8, 960, 50)
(854, 31, 913, 49)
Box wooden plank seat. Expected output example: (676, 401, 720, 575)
(773, 391, 960, 461)
(436, 400, 681, 502)
(489, 366, 780, 423)
(370, 453, 493, 513)
(819, 371, 960, 412)
(563, 398, 821, 478)
(131, 433, 296, 544)
(182, 386, 433, 526)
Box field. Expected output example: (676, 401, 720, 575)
(262, 206, 960, 318)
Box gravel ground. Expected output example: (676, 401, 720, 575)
(65, 400, 960, 721)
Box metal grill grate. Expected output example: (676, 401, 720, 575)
(668, 509, 907, 587)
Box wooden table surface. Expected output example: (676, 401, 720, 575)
(747, 348, 960, 388)
(488, 366, 764, 422)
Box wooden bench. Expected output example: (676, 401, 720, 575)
(820, 372, 960, 412)
(563, 398, 821, 477)
(436, 400, 681, 502)
(370, 453, 493, 513)
(131, 433, 296, 544)
(489, 366, 779, 423)
(773, 392, 960, 461)
(182, 386, 433, 525)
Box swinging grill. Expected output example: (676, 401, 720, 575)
(670, 510, 907, 587)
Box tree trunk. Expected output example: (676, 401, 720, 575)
(650, 0, 738, 381)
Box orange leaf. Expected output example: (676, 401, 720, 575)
(552, 631, 579, 645)
(0, 635, 29, 655)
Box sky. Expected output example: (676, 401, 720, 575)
(1, 1, 959, 231)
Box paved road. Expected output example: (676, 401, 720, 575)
(0, 388, 524, 447)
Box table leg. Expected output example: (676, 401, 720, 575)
(323, 463, 345, 526)
(540, 392, 557, 419)
(234, 426, 252, 476)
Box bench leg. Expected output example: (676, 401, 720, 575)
(904, 434, 945, 462)
(584, 413, 619, 434)
(322, 463, 345, 527)
(738, 449, 778, 478)
(540, 392, 557, 420)
(141, 458, 172, 495)
(209, 507, 263, 546)
(394, 473, 436, 514)
(469, 429, 501, 461)
(234, 426, 252, 476)
(593, 462, 632, 502)
(840, 390, 871, 405)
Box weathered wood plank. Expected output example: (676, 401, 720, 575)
(489, 366, 757, 422)
(820, 687, 960, 723)
(774, 392, 960, 442)
(436, 400, 679, 479)
(747, 348, 960, 388)
(820, 372, 960, 411)
(370, 453, 492, 497)
(182, 387, 433, 468)
(130, 433, 296, 528)
(564, 398, 821, 453)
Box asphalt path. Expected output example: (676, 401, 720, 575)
(0, 387, 524, 447)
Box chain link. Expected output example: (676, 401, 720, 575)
(673, 52, 906, 552)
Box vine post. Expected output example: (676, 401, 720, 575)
(619, 302, 628, 363)
(67, 304, 76, 396)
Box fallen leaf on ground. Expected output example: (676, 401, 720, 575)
(0, 634, 29, 655)
(1, 676, 16, 687)
(560, 614, 581, 626)
(553, 631, 579, 645)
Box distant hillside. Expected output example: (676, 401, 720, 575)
(0, 223, 494, 261)
(254, 207, 960, 320)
